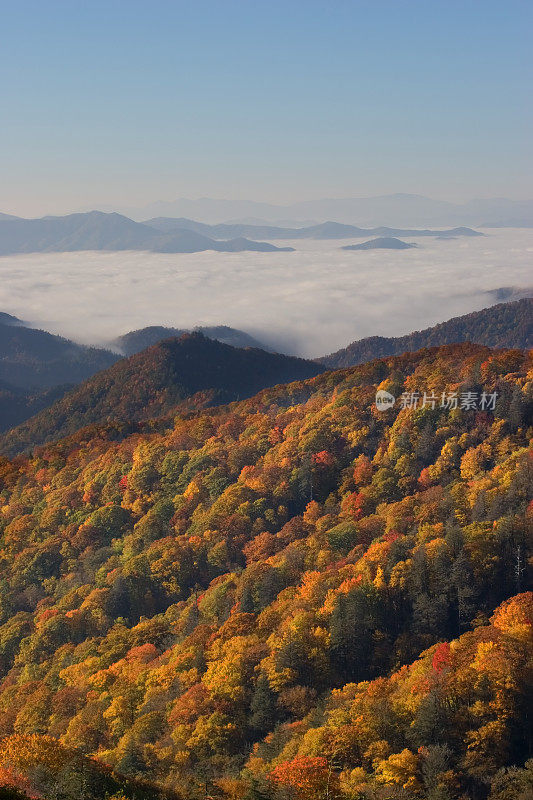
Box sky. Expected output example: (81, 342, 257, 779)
(1, 0, 532, 217)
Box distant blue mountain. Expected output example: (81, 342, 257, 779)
(342, 237, 417, 250)
(116, 193, 533, 227)
(0, 211, 294, 255)
(145, 216, 483, 240)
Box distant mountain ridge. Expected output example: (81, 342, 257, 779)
(110, 193, 533, 226)
(0, 333, 326, 455)
(0, 211, 294, 255)
(319, 297, 533, 368)
(145, 216, 483, 240)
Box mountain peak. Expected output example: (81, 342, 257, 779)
(0, 335, 325, 455)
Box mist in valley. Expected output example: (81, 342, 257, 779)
(0, 228, 531, 358)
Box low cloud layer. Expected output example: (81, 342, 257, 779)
(0, 229, 531, 358)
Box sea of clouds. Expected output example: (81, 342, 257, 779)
(0, 228, 531, 358)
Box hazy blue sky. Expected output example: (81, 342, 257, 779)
(1, 0, 532, 216)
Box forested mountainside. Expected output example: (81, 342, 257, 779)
(320, 298, 533, 368)
(0, 382, 70, 434)
(0, 315, 118, 389)
(0, 342, 530, 800)
(1, 297, 529, 438)
(0, 315, 269, 433)
(0, 334, 325, 457)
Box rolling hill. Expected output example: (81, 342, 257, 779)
(0, 313, 119, 389)
(0, 333, 326, 455)
(319, 297, 533, 368)
(342, 236, 416, 250)
(0, 318, 269, 433)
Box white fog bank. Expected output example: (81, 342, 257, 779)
(0, 229, 531, 358)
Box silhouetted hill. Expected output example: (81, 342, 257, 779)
(0, 312, 23, 326)
(145, 216, 483, 240)
(112, 324, 268, 356)
(0, 211, 294, 255)
(342, 236, 416, 250)
(0, 315, 119, 388)
(145, 217, 365, 239)
(0, 333, 326, 455)
(319, 297, 533, 367)
(151, 231, 294, 253)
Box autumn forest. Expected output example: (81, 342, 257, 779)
(0, 340, 530, 800)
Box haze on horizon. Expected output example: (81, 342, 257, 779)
(1, 0, 532, 218)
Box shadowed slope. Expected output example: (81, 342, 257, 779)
(0, 333, 325, 455)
